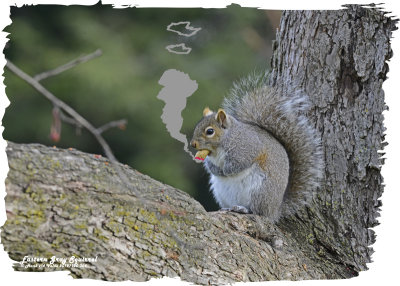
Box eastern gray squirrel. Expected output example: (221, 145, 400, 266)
(190, 73, 324, 221)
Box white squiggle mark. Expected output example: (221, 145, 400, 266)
(167, 21, 202, 37)
(166, 43, 192, 55)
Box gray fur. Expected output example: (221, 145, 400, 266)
(191, 72, 324, 220)
(222, 73, 324, 217)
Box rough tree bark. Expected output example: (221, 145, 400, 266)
(1, 5, 397, 285)
(270, 4, 396, 272)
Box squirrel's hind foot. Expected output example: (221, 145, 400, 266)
(220, 205, 252, 214)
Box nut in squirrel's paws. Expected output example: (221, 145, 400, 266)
(194, 150, 210, 162)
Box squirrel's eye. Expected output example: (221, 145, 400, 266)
(205, 128, 215, 136)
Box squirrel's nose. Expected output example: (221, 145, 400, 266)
(190, 140, 198, 149)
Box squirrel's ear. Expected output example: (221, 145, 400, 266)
(216, 109, 230, 128)
(203, 107, 213, 117)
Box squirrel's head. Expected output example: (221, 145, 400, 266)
(190, 107, 233, 159)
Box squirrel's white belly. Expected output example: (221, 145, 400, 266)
(209, 165, 264, 210)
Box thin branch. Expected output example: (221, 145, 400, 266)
(58, 109, 126, 135)
(97, 119, 127, 134)
(59, 110, 82, 127)
(33, 49, 103, 81)
(6, 59, 117, 162)
(58, 110, 84, 135)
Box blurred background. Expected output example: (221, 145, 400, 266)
(3, 4, 281, 211)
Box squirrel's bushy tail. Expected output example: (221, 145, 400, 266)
(222, 72, 324, 216)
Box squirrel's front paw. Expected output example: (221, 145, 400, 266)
(220, 205, 252, 214)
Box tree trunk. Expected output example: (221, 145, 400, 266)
(1, 5, 397, 285)
(270, 4, 396, 273)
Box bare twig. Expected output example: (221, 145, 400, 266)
(58, 110, 83, 135)
(6, 59, 117, 162)
(33, 49, 103, 81)
(59, 110, 82, 127)
(97, 119, 127, 134)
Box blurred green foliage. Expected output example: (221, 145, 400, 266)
(3, 4, 279, 211)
